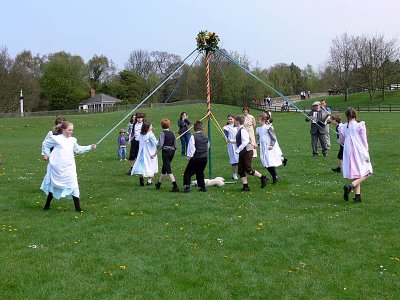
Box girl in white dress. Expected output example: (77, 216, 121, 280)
(256, 115, 287, 183)
(41, 121, 96, 212)
(223, 114, 239, 180)
(131, 121, 158, 186)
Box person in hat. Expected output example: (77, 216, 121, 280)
(118, 128, 127, 161)
(305, 101, 329, 157)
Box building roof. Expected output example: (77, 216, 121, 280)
(79, 93, 121, 105)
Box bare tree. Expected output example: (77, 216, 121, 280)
(377, 38, 399, 100)
(353, 34, 399, 100)
(125, 50, 153, 79)
(328, 33, 356, 101)
(150, 51, 181, 76)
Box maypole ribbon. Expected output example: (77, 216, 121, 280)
(96, 48, 198, 145)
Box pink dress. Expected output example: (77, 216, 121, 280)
(339, 120, 373, 179)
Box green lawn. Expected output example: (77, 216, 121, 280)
(1, 104, 399, 299)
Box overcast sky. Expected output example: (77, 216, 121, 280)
(1, 0, 399, 71)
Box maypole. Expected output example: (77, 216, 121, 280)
(196, 30, 220, 178)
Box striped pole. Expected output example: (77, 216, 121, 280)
(206, 51, 212, 178)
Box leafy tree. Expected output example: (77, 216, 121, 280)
(12, 51, 44, 111)
(87, 54, 115, 89)
(41, 52, 88, 110)
(328, 33, 357, 101)
(0, 46, 15, 112)
(99, 70, 147, 103)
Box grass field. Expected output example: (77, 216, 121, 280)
(0, 103, 399, 299)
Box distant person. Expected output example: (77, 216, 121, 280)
(284, 100, 289, 111)
(305, 101, 329, 157)
(263, 97, 267, 110)
(178, 112, 191, 156)
(267, 96, 272, 107)
(339, 107, 373, 203)
(330, 114, 343, 173)
(307, 90, 311, 99)
(41, 121, 97, 212)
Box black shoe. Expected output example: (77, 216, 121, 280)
(343, 184, 353, 201)
(282, 158, 288, 167)
(139, 177, 144, 186)
(183, 186, 191, 193)
(273, 176, 280, 184)
(323, 153, 327, 157)
(43, 206, 50, 211)
(353, 195, 362, 203)
(241, 186, 250, 192)
(331, 167, 341, 173)
(155, 182, 161, 189)
(125, 168, 132, 175)
(261, 176, 268, 188)
(199, 187, 207, 192)
(146, 181, 153, 186)
(171, 186, 180, 192)
(313, 153, 318, 157)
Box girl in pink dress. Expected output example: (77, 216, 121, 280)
(339, 108, 372, 202)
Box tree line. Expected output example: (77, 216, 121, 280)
(1, 32, 399, 112)
(326, 33, 400, 101)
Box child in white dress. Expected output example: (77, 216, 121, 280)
(41, 121, 96, 212)
(131, 121, 158, 186)
(339, 107, 372, 202)
(223, 114, 239, 180)
(256, 115, 288, 183)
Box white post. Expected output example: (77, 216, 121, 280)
(20, 89, 24, 117)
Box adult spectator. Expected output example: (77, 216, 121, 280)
(178, 112, 191, 156)
(305, 101, 329, 157)
(321, 99, 332, 149)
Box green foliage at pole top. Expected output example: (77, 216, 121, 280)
(196, 30, 220, 53)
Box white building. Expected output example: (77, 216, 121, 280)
(79, 93, 122, 112)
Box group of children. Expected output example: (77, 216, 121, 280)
(39, 106, 372, 211)
(119, 110, 290, 193)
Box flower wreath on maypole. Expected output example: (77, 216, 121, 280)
(195, 30, 227, 178)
